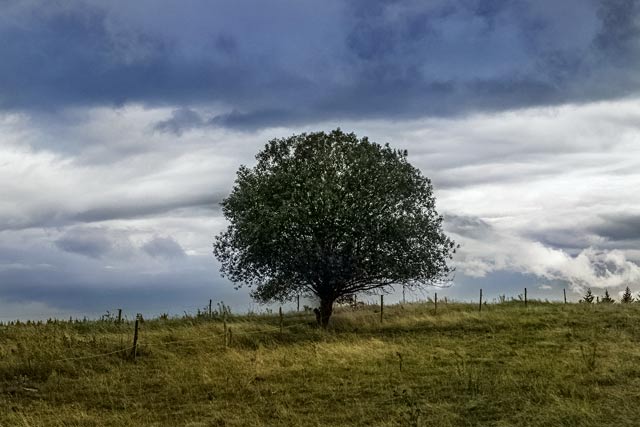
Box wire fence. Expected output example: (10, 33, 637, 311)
(0, 286, 576, 322)
(37, 318, 314, 364)
(0, 286, 621, 366)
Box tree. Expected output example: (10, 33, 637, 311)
(599, 289, 615, 304)
(214, 129, 457, 327)
(581, 288, 594, 304)
(621, 286, 634, 303)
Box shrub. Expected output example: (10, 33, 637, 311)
(581, 288, 594, 304)
(600, 289, 615, 304)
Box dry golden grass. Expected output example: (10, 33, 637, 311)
(2, 301, 640, 426)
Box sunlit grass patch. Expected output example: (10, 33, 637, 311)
(3, 302, 640, 425)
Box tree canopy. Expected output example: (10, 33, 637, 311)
(214, 129, 457, 327)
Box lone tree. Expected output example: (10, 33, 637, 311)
(621, 286, 634, 303)
(214, 130, 457, 327)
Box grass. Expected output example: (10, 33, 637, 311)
(2, 301, 640, 426)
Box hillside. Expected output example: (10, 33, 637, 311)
(2, 301, 640, 426)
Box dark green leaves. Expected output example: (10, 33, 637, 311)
(214, 129, 456, 304)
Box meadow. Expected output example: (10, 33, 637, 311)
(2, 300, 640, 426)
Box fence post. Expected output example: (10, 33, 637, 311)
(563, 288, 567, 304)
(223, 315, 228, 347)
(297, 294, 300, 312)
(434, 292, 438, 315)
(524, 288, 527, 307)
(208, 299, 212, 318)
(117, 308, 122, 324)
(479, 289, 483, 312)
(279, 307, 283, 334)
(131, 314, 140, 360)
(402, 285, 406, 304)
(380, 295, 384, 323)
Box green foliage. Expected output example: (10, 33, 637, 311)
(214, 129, 456, 325)
(621, 287, 634, 303)
(582, 288, 594, 304)
(599, 289, 615, 304)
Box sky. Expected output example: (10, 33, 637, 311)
(2, 0, 640, 320)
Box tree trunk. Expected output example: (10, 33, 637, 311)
(319, 297, 334, 329)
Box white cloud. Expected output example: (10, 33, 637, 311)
(450, 222, 640, 290)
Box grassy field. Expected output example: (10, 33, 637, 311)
(2, 300, 640, 426)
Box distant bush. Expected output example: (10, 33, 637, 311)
(600, 289, 615, 304)
(621, 287, 634, 303)
(581, 288, 594, 304)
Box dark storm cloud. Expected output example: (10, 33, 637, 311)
(524, 228, 595, 253)
(593, 0, 640, 59)
(591, 214, 640, 241)
(72, 193, 222, 224)
(0, 232, 244, 317)
(55, 229, 113, 258)
(444, 214, 493, 240)
(2, 0, 640, 130)
(142, 237, 186, 259)
(153, 108, 205, 135)
(0, 192, 222, 232)
(0, 262, 244, 317)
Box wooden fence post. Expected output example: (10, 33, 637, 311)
(208, 299, 212, 318)
(524, 288, 527, 307)
(402, 285, 406, 304)
(479, 289, 483, 312)
(434, 292, 438, 315)
(297, 294, 300, 312)
(563, 288, 567, 304)
(131, 314, 140, 360)
(223, 315, 228, 347)
(117, 308, 122, 324)
(380, 295, 384, 323)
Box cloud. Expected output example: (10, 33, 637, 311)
(1, 1, 640, 128)
(71, 194, 221, 224)
(2, 96, 640, 315)
(142, 236, 186, 259)
(590, 214, 640, 241)
(447, 214, 640, 290)
(55, 228, 114, 258)
(153, 108, 205, 135)
(4, 0, 640, 318)
(0, 226, 242, 318)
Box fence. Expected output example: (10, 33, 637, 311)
(0, 286, 622, 366)
(0, 285, 596, 328)
(33, 315, 315, 365)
